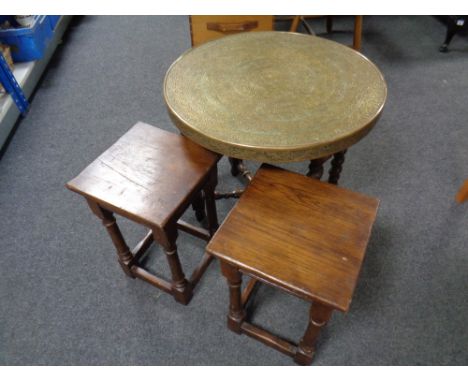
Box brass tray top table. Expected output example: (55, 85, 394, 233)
(164, 31, 387, 192)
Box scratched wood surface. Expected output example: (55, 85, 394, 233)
(66, 122, 220, 229)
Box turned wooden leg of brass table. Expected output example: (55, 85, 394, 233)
(215, 158, 252, 199)
(328, 150, 347, 184)
(228, 157, 253, 181)
(306, 150, 347, 185)
(306, 156, 331, 180)
(217, 150, 348, 200)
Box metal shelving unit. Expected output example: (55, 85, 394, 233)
(0, 15, 72, 150)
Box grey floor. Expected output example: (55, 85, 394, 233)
(0, 16, 467, 365)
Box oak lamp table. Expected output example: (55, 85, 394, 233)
(207, 164, 379, 365)
(164, 31, 387, 196)
(66, 123, 220, 305)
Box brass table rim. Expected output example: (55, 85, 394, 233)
(164, 31, 387, 162)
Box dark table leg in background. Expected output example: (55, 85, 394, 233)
(328, 150, 347, 185)
(215, 157, 252, 199)
(307, 150, 347, 185)
(220, 151, 348, 199)
(306, 156, 330, 180)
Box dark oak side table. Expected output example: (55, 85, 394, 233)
(206, 164, 379, 365)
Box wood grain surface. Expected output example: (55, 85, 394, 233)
(66, 122, 220, 229)
(207, 164, 379, 311)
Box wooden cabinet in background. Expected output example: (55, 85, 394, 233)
(189, 16, 274, 46)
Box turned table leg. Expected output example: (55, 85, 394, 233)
(86, 199, 135, 278)
(353, 16, 363, 51)
(328, 150, 347, 185)
(294, 303, 333, 365)
(191, 191, 206, 222)
(221, 262, 246, 334)
(229, 157, 253, 181)
(204, 169, 219, 236)
(160, 226, 192, 305)
(307, 157, 330, 180)
(216, 158, 251, 199)
(228, 157, 242, 176)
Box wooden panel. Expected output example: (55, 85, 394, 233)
(190, 16, 274, 46)
(207, 164, 379, 312)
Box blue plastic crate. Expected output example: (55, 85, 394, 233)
(0, 15, 53, 62)
(48, 16, 60, 30)
(0, 16, 13, 25)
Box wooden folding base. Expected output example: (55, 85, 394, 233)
(221, 263, 334, 366)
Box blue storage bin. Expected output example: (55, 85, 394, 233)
(0, 16, 13, 25)
(0, 15, 53, 62)
(48, 16, 60, 30)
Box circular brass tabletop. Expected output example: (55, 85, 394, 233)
(164, 31, 387, 162)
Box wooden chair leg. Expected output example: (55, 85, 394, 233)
(86, 199, 135, 278)
(440, 21, 457, 52)
(307, 156, 330, 180)
(191, 191, 205, 222)
(290, 16, 301, 32)
(456, 179, 468, 203)
(220, 262, 245, 334)
(328, 149, 347, 185)
(294, 303, 334, 366)
(353, 16, 363, 51)
(160, 226, 192, 305)
(204, 168, 219, 236)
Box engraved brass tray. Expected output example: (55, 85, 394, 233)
(164, 31, 387, 162)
